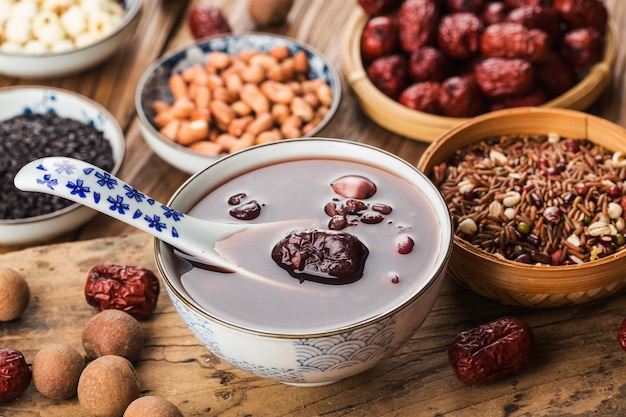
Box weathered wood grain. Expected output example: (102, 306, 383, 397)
(1, 233, 626, 416)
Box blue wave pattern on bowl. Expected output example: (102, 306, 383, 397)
(169, 294, 397, 384)
(30, 158, 184, 240)
(20, 91, 107, 130)
(140, 33, 339, 133)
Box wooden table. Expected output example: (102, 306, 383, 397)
(2, 1, 626, 416)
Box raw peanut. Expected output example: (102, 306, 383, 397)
(245, 113, 275, 135)
(152, 100, 170, 114)
(280, 114, 302, 138)
(240, 83, 270, 113)
(153, 110, 175, 128)
(256, 128, 283, 144)
(205, 51, 231, 71)
(194, 85, 211, 109)
(249, 53, 278, 69)
(301, 79, 323, 94)
(302, 121, 317, 135)
(260, 80, 294, 103)
(286, 80, 303, 95)
(448, 316, 535, 384)
(216, 133, 240, 150)
(213, 87, 236, 103)
(237, 49, 257, 63)
(271, 103, 290, 123)
(228, 116, 254, 137)
(160, 120, 180, 141)
(269, 45, 291, 60)
(302, 91, 320, 108)
(206, 73, 225, 90)
(231, 100, 252, 116)
(210, 100, 235, 125)
(190, 107, 211, 122)
(229, 133, 256, 153)
(177, 119, 209, 145)
(293, 50, 309, 73)
(189, 140, 223, 155)
(316, 105, 329, 120)
(170, 96, 195, 118)
(241, 65, 266, 84)
(316, 82, 333, 107)
(282, 127, 301, 139)
(224, 72, 243, 94)
(168, 73, 188, 100)
(291, 96, 314, 121)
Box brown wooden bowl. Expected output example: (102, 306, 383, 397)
(341, 7, 617, 143)
(417, 107, 626, 308)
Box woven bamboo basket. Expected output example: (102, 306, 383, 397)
(417, 107, 626, 308)
(341, 7, 618, 143)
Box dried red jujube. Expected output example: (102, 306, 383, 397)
(448, 316, 535, 384)
(0, 348, 31, 403)
(618, 317, 626, 351)
(361, 16, 399, 62)
(366, 54, 409, 98)
(85, 264, 160, 320)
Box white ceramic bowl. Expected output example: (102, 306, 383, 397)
(0, 86, 125, 245)
(0, 0, 142, 78)
(155, 138, 453, 386)
(136, 33, 342, 175)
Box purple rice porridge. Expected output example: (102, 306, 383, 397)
(176, 158, 444, 335)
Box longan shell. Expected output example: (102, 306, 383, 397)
(77, 355, 140, 417)
(0, 267, 30, 321)
(82, 309, 144, 363)
(123, 396, 184, 417)
(32, 344, 86, 400)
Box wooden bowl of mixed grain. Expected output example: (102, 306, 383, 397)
(417, 107, 626, 308)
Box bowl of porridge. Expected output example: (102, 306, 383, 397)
(155, 138, 453, 386)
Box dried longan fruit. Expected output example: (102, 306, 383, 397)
(82, 309, 144, 363)
(124, 396, 184, 417)
(77, 355, 140, 417)
(32, 344, 86, 400)
(0, 268, 30, 321)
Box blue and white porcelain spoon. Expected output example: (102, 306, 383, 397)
(14, 156, 314, 273)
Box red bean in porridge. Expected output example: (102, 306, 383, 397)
(431, 133, 626, 265)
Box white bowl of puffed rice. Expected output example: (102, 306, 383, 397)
(0, 0, 142, 78)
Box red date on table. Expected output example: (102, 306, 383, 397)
(85, 264, 160, 320)
(448, 316, 535, 384)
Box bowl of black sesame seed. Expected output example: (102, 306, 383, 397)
(0, 86, 124, 245)
(418, 106, 626, 308)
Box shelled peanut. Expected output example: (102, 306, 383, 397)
(152, 46, 333, 155)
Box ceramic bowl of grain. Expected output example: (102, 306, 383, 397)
(342, 3, 617, 142)
(156, 138, 453, 386)
(0, 0, 142, 78)
(136, 33, 341, 175)
(417, 107, 626, 308)
(0, 86, 124, 245)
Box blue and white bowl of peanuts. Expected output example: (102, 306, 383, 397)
(135, 32, 342, 175)
(0, 0, 142, 78)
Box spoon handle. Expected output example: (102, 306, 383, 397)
(13, 156, 240, 267)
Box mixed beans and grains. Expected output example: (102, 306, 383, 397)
(431, 132, 626, 266)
